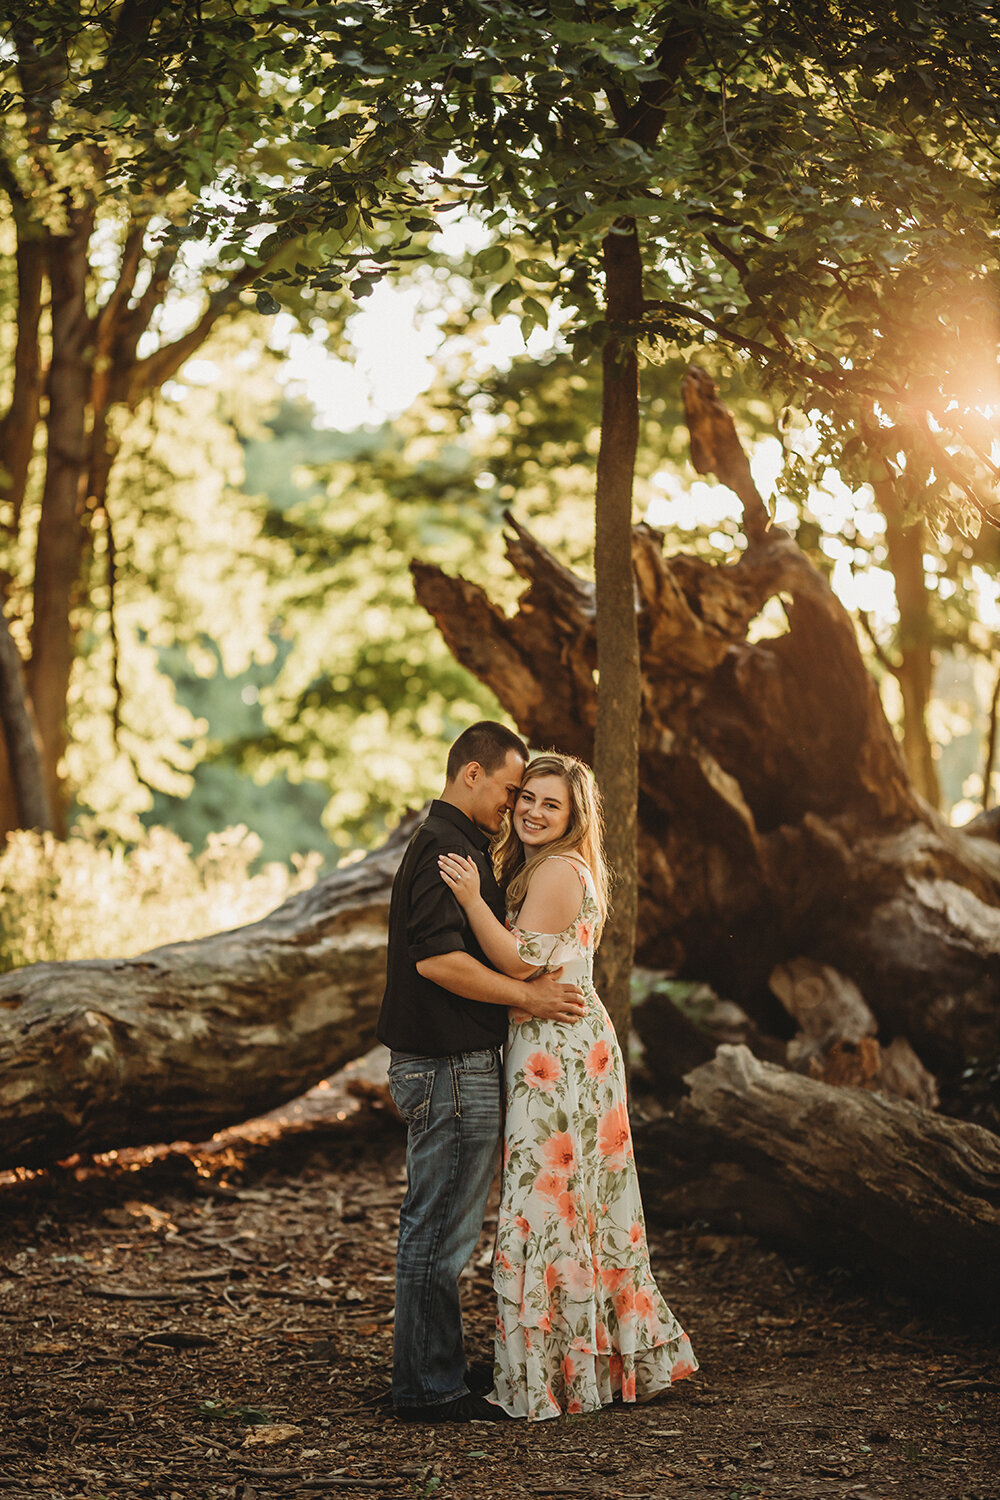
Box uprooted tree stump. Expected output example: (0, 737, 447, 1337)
(412, 373, 1000, 1079)
(634, 1044, 1000, 1314)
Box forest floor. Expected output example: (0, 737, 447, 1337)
(1, 1059, 998, 1500)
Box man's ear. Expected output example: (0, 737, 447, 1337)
(463, 761, 483, 787)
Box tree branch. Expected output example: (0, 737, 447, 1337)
(95, 219, 149, 352)
(856, 609, 901, 679)
(681, 364, 770, 544)
(120, 256, 283, 405)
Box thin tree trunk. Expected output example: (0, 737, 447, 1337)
(0, 598, 52, 831)
(593, 222, 644, 1047)
(879, 483, 940, 808)
(0, 227, 45, 537)
(983, 656, 1000, 811)
(27, 212, 95, 832)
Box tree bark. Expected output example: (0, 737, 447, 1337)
(879, 482, 941, 808)
(27, 212, 95, 834)
(0, 223, 45, 537)
(634, 1044, 1000, 1313)
(411, 373, 1000, 1078)
(0, 819, 414, 1169)
(593, 222, 644, 1045)
(0, 598, 52, 832)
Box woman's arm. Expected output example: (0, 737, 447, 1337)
(437, 853, 583, 978)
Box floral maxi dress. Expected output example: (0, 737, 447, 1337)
(489, 857, 698, 1420)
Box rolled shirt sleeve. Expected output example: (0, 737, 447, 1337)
(406, 841, 472, 962)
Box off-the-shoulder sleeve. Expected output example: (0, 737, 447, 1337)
(508, 925, 564, 970)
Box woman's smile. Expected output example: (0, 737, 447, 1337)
(514, 775, 571, 846)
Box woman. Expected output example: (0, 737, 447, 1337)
(438, 752, 697, 1421)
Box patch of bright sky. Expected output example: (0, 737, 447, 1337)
(273, 208, 553, 428)
(645, 443, 898, 628)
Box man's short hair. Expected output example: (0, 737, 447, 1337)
(446, 721, 528, 782)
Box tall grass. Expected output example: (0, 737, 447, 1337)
(0, 825, 321, 973)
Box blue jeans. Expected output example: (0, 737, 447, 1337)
(388, 1047, 502, 1408)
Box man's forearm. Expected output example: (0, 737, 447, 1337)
(415, 952, 528, 1008)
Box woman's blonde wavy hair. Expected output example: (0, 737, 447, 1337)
(493, 752, 611, 935)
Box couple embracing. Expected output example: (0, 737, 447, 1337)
(377, 721, 697, 1423)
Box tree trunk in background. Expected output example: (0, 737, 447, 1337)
(27, 215, 95, 835)
(0, 230, 44, 535)
(593, 222, 644, 1046)
(879, 483, 941, 808)
(0, 599, 52, 832)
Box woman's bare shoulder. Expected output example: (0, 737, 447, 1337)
(519, 855, 586, 930)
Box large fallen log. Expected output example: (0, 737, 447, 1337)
(412, 372, 1000, 1076)
(0, 822, 411, 1169)
(634, 1044, 1000, 1312)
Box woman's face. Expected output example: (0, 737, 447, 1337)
(513, 774, 571, 850)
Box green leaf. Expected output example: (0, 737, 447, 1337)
(490, 281, 518, 317)
(475, 245, 512, 276)
(255, 290, 281, 315)
(521, 295, 547, 328)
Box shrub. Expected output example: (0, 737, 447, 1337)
(0, 825, 321, 973)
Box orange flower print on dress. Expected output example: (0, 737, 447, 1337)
(672, 1352, 697, 1380)
(613, 1283, 636, 1322)
(524, 1050, 561, 1091)
(585, 1039, 611, 1079)
(595, 1321, 611, 1354)
(629, 1220, 643, 1245)
(555, 1190, 578, 1228)
(567, 1398, 583, 1415)
(544, 1262, 559, 1296)
(576, 919, 593, 948)
(622, 1372, 636, 1401)
(597, 1100, 632, 1167)
(561, 1354, 576, 1385)
(534, 1169, 567, 1201)
(559, 1257, 594, 1300)
(514, 1214, 530, 1239)
(542, 1131, 576, 1173)
(634, 1286, 656, 1321)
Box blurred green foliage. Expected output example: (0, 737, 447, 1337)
(0, 824, 320, 973)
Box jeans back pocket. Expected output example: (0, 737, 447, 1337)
(388, 1060, 436, 1135)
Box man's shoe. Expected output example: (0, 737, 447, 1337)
(465, 1361, 495, 1396)
(395, 1394, 510, 1423)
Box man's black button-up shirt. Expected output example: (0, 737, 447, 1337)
(376, 800, 508, 1057)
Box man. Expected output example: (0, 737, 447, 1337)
(378, 721, 586, 1423)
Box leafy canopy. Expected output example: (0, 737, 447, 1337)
(16, 0, 999, 530)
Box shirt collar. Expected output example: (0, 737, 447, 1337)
(429, 798, 492, 853)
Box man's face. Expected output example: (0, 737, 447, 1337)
(468, 750, 527, 835)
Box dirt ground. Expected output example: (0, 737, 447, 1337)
(1, 1074, 998, 1500)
